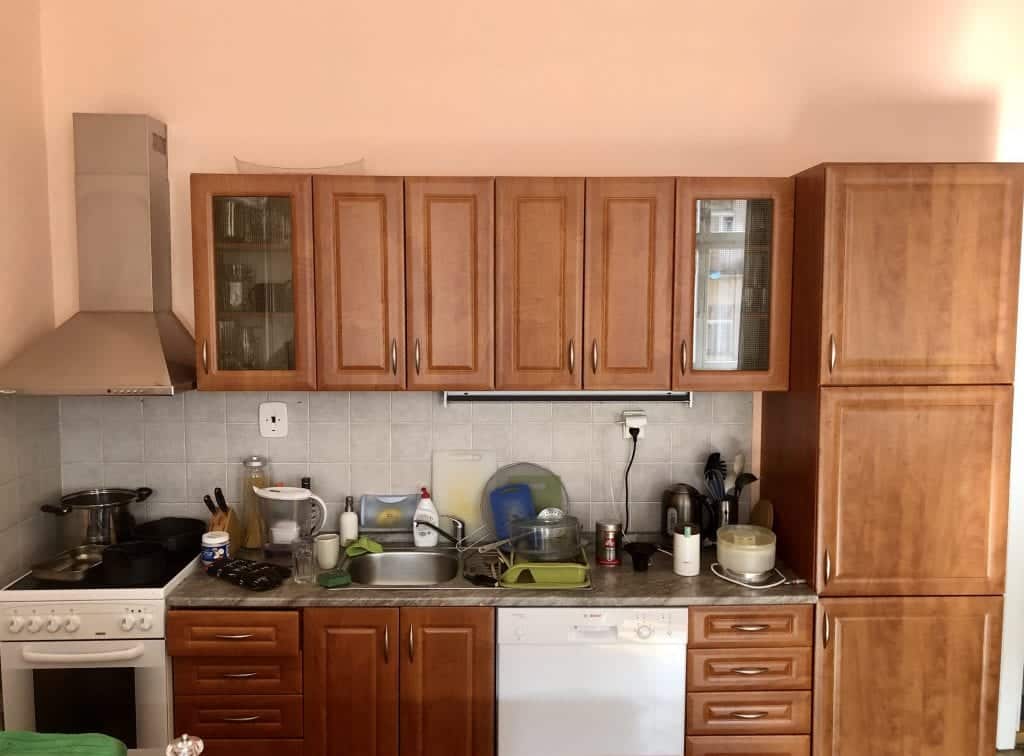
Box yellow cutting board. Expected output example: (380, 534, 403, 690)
(431, 450, 497, 541)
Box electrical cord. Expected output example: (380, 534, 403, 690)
(624, 427, 640, 535)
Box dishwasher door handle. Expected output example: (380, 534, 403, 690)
(570, 625, 619, 641)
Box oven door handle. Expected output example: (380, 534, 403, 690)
(21, 644, 146, 664)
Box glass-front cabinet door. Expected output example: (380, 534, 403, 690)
(191, 174, 316, 390)
(673, 177, 793, 390)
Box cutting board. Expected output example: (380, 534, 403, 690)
(432, 450, 497, 541)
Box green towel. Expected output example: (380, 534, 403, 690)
(345, 536, 383, 557)
(0, 732, 127, 756)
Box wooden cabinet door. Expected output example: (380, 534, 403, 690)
(584, 178, 675, 389)
(405, 178, 494, 389)
(495, 178, 584, 389)
(314, 176, 406, 389)
(817, 385, 1010, 596)
(399, 607, 494, 756)
(191, 174, 317, 390)
(821, 164, 1023, 385)
(304, 608, 399, 756)
(815, 597, 1002, 756)
(673, 177, 793, 390)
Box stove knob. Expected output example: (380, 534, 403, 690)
(8, 616, 25, 633)
(46, 615, 64, 633)
(138, 613, 153, 631)
(64, 615, 81, 633)
(636, 624, 653, 640)
(120, 614, 136, 631)
(26, 616, 43, 633)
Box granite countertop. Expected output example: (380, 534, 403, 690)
(167, 547, 817, 608)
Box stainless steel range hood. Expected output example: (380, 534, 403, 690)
(0, 114, 195, 396)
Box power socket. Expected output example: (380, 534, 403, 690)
(621, 410, 647, 439)
(259, 402, 288, 438)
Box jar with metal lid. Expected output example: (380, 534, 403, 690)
(595, 521, 622, 566)
(240, 455, 268, 550)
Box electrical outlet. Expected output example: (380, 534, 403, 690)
(621, 410, 647, 439)
(259, 402, 288, 438)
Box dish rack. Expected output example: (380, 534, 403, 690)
(463, 546, 591, 590)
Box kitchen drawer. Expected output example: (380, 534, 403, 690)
(173, 655, 301, 695)
(688, 606, 813, 648)
(688, 647, 812, 691)
(686, 734, 810, 756)
(687, 691, 811, 736)
(173, 694, 303, 739)
(198, 740, 304, 756)
(167, 610, 300, 657)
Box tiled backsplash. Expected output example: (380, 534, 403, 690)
(0, 396, 62, 584)
(59, 391, 753, 533)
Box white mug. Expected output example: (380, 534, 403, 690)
(314, 533, 340, 570)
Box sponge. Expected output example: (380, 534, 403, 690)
(317, 568, 352, 589)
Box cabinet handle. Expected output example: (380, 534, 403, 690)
(383, 623, 390, 663)
(213, 633, 254, 640)
(414, 339, 421, 375)
(824, 548, 831, 585)
(732, 666, 770, 676)
(568, 339, 575, 375)
(680, 339, 687, 375)
(730, 624, 769, 633)
(222, 671, 258, 679)
(829, 334, 836, 374)
(390, 338, 398, 376)
(823, 609, 831, 649)
(591, 340, 598, 374)
(222, 715, 261, 723)
(731, 711, 768, 720)
(202, 340, 209, 374)
(408, 624, 415, 661)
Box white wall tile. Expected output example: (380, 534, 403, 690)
(267, 422, 309, 463)
(226, 423, 268, 462)
(145, 463, 187, 504)
(512, 402, 552, 423)
(186, 463, 228, 500)
(351, 462, 389, 497)
(61, 424, 102, 463)
(144, 423, 185, 462)
(472, 424, 511, 456)
(511, 422, 553, 461)
(226, 392, 267, 422)
(433, 394, 473, 424)
(472, 402, 511, 424)
(309, 424, 350, 462)
(350, 392, 390, 423)
(390, 461, 430, 492)
(187, 423, 228, 462)
(392, 393, 432, 423)
(310, 393, 350, 423)
(308, 462, 350, 504)
(186, 391, 226, 422)
(142, 394, 184, 423)
(103, 422, 144, 462)
(391, 423, 431, 461)
(104, 462, 145, 488)
(432, 423, 471, 451)
(553, 424, 593, 461)
(268, 392, 309, 422)
(553, 403, 592, 422)
(61, 462, 103, 493)
(351, 423, 389, 462)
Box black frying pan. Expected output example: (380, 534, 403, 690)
(133, 517, 206, 556)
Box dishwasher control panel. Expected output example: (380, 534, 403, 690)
(498, 607, 688, 644)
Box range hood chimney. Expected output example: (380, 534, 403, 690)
(0, 114, 195, 396)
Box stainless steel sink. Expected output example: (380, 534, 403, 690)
(348, 549, 460, 587)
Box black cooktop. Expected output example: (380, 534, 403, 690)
(4, 551, 196, 591)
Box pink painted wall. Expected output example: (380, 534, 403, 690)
(0, 0, 54, 364)
(35, 0, 1024, 331)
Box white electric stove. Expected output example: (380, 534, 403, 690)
(0, 554, 200, 755)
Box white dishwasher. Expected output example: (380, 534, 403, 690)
(497, 607, 687, 756)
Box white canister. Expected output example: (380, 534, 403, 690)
(201, 531, 230, 566)
(673, 525, 701, 577)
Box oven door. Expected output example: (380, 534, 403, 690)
(1, 639, 170, 756)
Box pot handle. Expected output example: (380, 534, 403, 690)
(40, 504, 71, 516)
(135, 487, 153, 503)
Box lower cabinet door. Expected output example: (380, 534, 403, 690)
(685, 735, 810, 756)
(399, 607, 495, 756)
(304, 608, 399, 756)
(815, 597, 1003, 756)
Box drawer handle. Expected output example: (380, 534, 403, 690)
(222, 672, 259, 679)
(732, 666, 770, 676)
(568, 339, 575, 375)
(414, 339, 422, 375)
(222, 715, 261, 723)
(680, 339, 687, 374)
(730, 624, 770, 632)
(391, 338, 398, 376)
(213, 633, 255, 640)
(408, 624, 415, 662)
(829, 333, 837, 374)
(731, 711, 768, 720)
(591, 340, 598, 374)
(384, 623, 390, 663)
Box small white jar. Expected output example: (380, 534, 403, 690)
(201, 531, 230, 566)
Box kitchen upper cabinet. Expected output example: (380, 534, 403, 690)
(584, 178, 675, 389)
(304, 608, 399, 756)
(815, 597, 1002, 756)
(314, 176, 406, 390)
(673, 177, 793, 390)
(495, 178, 585, 389)
(816, 385, 1010, 596)
(191, 174, 317, 390)
(400, 607, 494, 756)
(405, 178, 494, 390)
(820, 164, 1022, 385)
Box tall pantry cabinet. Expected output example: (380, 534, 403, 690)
(762, 163, 1023, 756)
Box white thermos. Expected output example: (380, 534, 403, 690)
(673, 524, 701, 577)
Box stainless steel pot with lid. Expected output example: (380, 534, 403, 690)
(41, 487, 152, 545)
(507, 508, 582, 562)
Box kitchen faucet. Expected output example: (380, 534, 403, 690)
(412, 515, 465, 546)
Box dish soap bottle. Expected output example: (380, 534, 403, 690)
(340, 495, 359, 546)
(413, 487, 439, 547)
